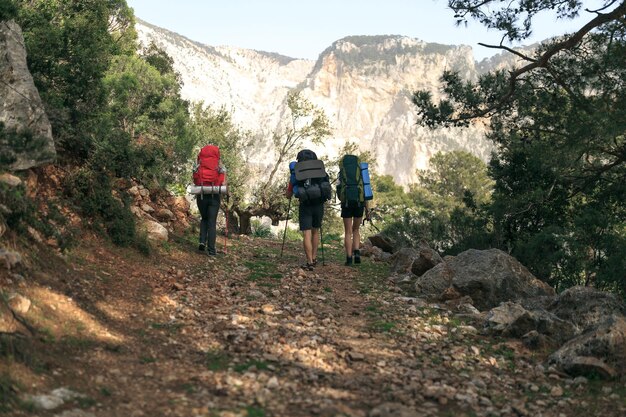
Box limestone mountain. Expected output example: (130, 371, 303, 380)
(136, 20, 518, 185)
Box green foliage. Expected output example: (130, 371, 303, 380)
(374, 174, 413, 209)
(379, 151, 494, 253)
(0, 177, 76, 249)
(0, 123, 54, 170)
(417, 151, 493, 214)
(0, 181, 34, 233)
(103, 50, 194, 185)
(447, 1, 595, 43)
(284, 227, 302, 242)
(414, 2, 626, 294)
(0, 0, 18, 21)
(64, 167, 148, 251)
(16, 0, 136, 159)
(0, 372, 19, 413)
(7, 2, 201, 250)
(251, 220, 273, 238)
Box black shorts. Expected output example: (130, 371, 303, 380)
(341, 201, 365, 219)
(299, 202, 324, 231)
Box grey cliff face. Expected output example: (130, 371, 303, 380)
(136, 23, 514, 185)
(0, 20, 55, 171)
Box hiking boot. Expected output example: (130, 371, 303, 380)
(353, 249, 361, 264)
(312, 258, 318, 266)
(345, 256, 353, 266)
(300, 263, 314, 271)
(198, 243, 206, 252)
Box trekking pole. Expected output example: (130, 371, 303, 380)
(280, 196, 292, 258)
(320, 209, 325, 266)
(224, 187, 229, 255)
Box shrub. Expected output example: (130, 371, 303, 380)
(64, 167, 144, 249)
(252, 219, 273, 238)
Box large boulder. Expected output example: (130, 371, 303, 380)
(484, 301, 577, 345)
(548, 286, 626, 332)
(411, 239, 443, 276)
(416, 248, 555, 311)
(360, 240, 392, 262)
(141, 220, 168, 242)
(548, 314, 626, 378)
(389, 247, 419, 274)
(0, 21, 55, 170)
(367, 234, 394, 253)
(451, 249, 555, 310)
(415, 262, 455, 297)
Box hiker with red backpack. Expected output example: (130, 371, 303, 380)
(285, 149, 332, 270)
(192, 144, 227, 256)
(337, 154, 374, 266)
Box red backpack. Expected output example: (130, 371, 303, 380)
(193, 145, 225, 186)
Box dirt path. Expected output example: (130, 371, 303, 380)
(2, 235, 625, 417)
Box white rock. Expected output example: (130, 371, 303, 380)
(8, 293, 31, 314)
(0, 173, 22, 187)
(0, 248, 22, 269)
(141, 220, 168, 242)
(266, 376, 279, 389)
(28, 394, 64, 410)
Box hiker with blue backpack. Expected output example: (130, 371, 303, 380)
(337, 155, 374, 266)
(285, 149, 332, 270)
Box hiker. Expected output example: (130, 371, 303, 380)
(337, 154, 374, 265)
(192, 144, 227, 256)
(286, 149, 332, 270)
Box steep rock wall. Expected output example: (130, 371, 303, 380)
(0, 20, 55, 171)
(136, 21, 509, 185)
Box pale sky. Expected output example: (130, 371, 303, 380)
(126, 0, 607, 62)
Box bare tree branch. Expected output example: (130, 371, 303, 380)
(477, 42, 537, 62)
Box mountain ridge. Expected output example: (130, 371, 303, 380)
(135, 19, 509, 185)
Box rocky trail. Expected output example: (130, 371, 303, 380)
(1, 234, 625, 417)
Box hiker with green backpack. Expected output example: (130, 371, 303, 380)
(285, 149, 332, 270)
(337, 154, 374, 266)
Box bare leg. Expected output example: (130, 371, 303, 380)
(352, 217, 363, 252)
(311, 228, 320, 262)
(302, 229, 314, 263)
(343, 217, 353, 256)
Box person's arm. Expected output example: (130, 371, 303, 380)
(364, 200, 372, 220)
(218, 161, 227, 186)
(285, 182, 293, 198)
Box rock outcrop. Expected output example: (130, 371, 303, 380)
(548, 286, 626, 332)
(548, 314, 626, 379)
(367, 234, 394, 253)
(484, 301, 577, 345)
(0, 21, 55, 170)
(127, 181, 194, 243)
(416, 248, 555, 310)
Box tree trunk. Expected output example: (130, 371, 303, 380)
(226, 210, 240, 235)
(239, 212, 253, 235)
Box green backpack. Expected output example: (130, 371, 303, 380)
(337, 155, 364, 205)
